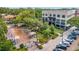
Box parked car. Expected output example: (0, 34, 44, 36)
(71, 32, 78, 36)
(63, 42, 70, 47)
(60, 41, 70, 47)
(67, 34, 76, 40)
(53, 48, 64, 51)
(75, 28, 79, 31)
(56, 44, 67, 50)
(65, 39, 74, 44)
(73, 30, 79, 35)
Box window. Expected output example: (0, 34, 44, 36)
(57, 14, 60, 17)
(61, 20, 65, 25)
(62, 15, 65, 18)
(61, 22, 65, 25)
(61, 20, 65, 23)
(61, 23, 65, 25)
(53, 14, 56, 17)
(49, 18, 51, 21)
(56, 19, 60, 24)
(50, 14, 52, 16)
(53, 18, 56, 22)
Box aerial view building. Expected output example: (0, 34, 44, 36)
(0, 7, 79, 51)
(42, 9, 76, 29)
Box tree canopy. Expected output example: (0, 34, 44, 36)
(68, 16, 79, 27)
(0, 19, 14, 51)
(12, 9, 58, 44)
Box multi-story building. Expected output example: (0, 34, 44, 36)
(75, 9, 79, 16)
(42, 9, 76, 29)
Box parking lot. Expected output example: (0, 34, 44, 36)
(53, 28, 79, 51)
(67, 36, 79, 51)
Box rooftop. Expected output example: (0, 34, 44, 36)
(3, 15, 16, 20)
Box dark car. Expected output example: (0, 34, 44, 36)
(75, 28, 79, 31)
(53, 48, 64, 51)
(62, 41, 71, 47)
(71, 32, 77, 36)
(74, 30, 79, 35)
(56, 44, 67, 50)
(65, 39, 73, 44)
(68, 34, 76, 40)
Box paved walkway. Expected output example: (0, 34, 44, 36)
(28, 36, 62, 51)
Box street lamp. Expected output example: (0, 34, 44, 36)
(62, 31, 64, 43)
(62, 27, 66, 43)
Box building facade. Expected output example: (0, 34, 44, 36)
(42, 9, 76, 29)
(75, 9, 79, 16)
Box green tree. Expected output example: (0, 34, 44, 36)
(0, 18, 7, 33)
(0, 40, 14, 51)
(0, 18, 14, 51)
(68, 16, 79, 27)
(42, 28, 52, 38)
(35, 8, 42, 19)
(50, 25, 55, 34)
(0, 18, 7, 41)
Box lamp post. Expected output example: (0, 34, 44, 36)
(62, 31, 64, 43)
(62, 27, 66, 43)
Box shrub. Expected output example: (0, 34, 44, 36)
(38, 37, 48, 44)
(37, 45, 43, 49)
(52, 33, 58, 39)
(20, 44, 25, 48)
(16, 47, 28, 51)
